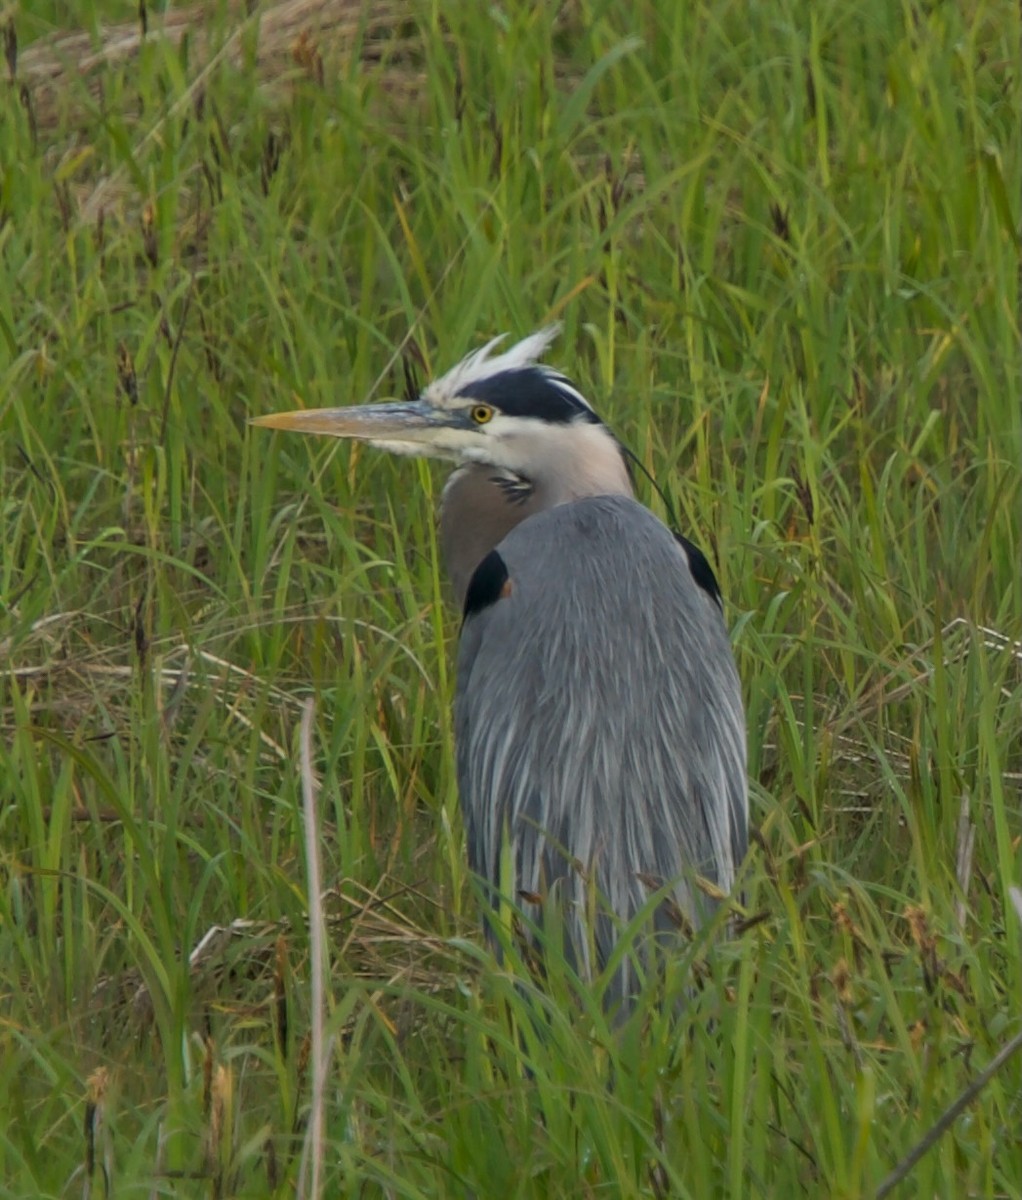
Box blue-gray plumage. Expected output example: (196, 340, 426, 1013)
(253, 326, 747, 1012)
(456, 496, 745, 1006)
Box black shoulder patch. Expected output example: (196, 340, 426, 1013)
(463, 549, 510, 620)
(674, 533, 723, 609)
(455, 367, 600, 425)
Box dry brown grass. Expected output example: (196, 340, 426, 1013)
(15, 0, 421, 134)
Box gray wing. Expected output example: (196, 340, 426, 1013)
(454, 495, 746, 987)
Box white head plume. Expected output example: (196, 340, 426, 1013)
(423, 325, 567, 404)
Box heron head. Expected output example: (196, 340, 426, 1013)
(251, 326, 632, 496)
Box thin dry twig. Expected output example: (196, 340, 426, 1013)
(953, 793, 975, 934)
(876, 880, 1022, 1197)
(297, 698, 329, 1200)
(875, 1028, 1022, 1198)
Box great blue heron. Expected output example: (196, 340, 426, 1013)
(254, 327, 747, 1010)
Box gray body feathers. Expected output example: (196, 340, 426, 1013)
(455, 494, 747, 1008)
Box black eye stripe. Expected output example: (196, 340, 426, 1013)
(455, 367, 600, 425)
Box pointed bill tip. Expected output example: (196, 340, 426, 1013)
(249, 411, 298, 430)
(248, 407, 377, 437)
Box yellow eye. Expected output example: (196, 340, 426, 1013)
(471, 404, 494, 425)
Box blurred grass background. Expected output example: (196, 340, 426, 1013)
(0, 0, 1020, 1195)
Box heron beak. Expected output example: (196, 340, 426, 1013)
(251, 399, 448, 446)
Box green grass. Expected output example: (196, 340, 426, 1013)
(1, 0, 1020, 1194)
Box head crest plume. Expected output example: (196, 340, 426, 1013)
(423, 325, 563, 403)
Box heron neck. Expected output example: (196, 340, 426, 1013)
(439, 426, 633, 608)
